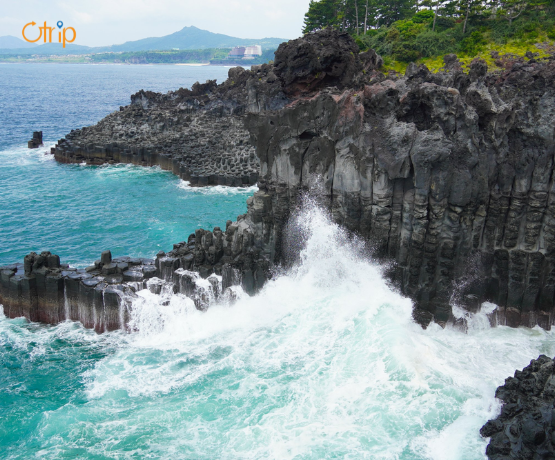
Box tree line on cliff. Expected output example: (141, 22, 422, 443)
(303, 0, 555, 64)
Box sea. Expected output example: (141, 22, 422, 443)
(1, 63, 554, 460)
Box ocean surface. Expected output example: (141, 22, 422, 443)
(1, 63, 555, 460)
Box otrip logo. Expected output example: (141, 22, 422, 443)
(22, 21, 76, 48)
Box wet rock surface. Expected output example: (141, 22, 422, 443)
(28, 131, 42, 149)
(481, 355, 555, 459)
(0, 250, 153, 332)
(0, 249, 230, 332)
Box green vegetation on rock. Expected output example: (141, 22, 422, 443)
(304, 0, 555, 71)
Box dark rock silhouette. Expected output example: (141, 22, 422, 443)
(28, 131, 42, 149)
(273, 28, 371, 96)
(481, 355, 555, 459)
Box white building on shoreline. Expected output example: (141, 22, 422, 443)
(227, 45, 262, 60)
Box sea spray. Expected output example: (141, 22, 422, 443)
(2, 204, 555, 459)
(83, 204, 555, 459)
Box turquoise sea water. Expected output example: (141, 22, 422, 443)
(2, 64, 555, 460)
(0, 64, 253, 266)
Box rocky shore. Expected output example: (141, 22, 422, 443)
(481, 356, 555, 459)
(0, 239, 248, 332)
(3, 27, 555, 332)
(51, 67, 287, 186)
(3, 27, 555, 457)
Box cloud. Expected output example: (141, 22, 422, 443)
(265, 8, 287, 20)
(56, 4, 94, 24)
(0, 16, 20, 26)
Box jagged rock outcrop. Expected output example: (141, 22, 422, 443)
(273, 27, 382, 96)
(28, 131, 43, 149)
(1, 250, 151, 331)
(0, 248, 229, 332)
(241, 47, 555, 329)
(52, 66, 287, 186)
(3, 28, 555, 331)
(481, 355, 555, 459)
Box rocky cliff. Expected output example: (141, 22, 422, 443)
(52, 69, 286, 186)
(3, 28, 555, 332)
(195, 28, 555, 330)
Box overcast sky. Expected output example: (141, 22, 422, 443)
(0, 0, 311, 46)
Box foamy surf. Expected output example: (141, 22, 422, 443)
(177, 180, 259, 195)
(51, 205, 555, 459)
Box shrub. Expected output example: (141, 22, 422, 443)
(386, 27, 401, 42)
(394, 19, 426, 39)
(412, 10, 435, 23)
(415, 30, 456, 57)
(459, 31, 486, 55)
(393, 44, 420, 62)
(434, 17, 456, 32)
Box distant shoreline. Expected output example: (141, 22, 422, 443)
(0, 47, 273, 66)
(0, 61, 250, 67)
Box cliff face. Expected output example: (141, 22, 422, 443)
(52, 68, 286, 186)
(232, 31, 555, 329)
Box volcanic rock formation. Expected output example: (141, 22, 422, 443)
(3, 28, 555, 332)
(52, 67, 286, 186)
(222, 29, 555, 330)
(481, 355, 555, 459)
(28, 131, 42, 149)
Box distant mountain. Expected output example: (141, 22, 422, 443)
(0, 26, 287, 55)
(95, 26, 287, 52)
(0, 35, 38, 49)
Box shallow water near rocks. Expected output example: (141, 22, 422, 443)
(1, 64, 555, 460)
(0, 64, 252, 267)
(0, 143, 256, 267)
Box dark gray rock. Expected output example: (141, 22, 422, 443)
(273, 27, 365, 96)
(28, 131, 43, 149)
(0, 250, 170, 332)
(481, 355, 555, 459)
(100, 250, 112, 265)
(51, 67, 270, 187)
(6, 28, 555, 333)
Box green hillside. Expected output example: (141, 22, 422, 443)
(0, 48, 277, 65)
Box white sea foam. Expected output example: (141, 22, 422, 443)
(1, 197, 553, 458)
(177, 180, 258, 195)
(0, 143, 56, 166)
(74, 203, 555, 459)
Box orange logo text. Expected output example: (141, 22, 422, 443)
(22, 21, 76, 48)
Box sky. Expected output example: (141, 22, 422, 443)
(0, 0, 312, 47)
